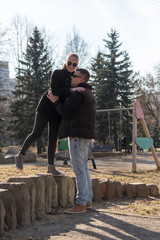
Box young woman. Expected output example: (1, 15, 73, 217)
(15, 53, 84, 175)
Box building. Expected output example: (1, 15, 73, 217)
(0, 61, 15, 94)
(0, 61, 16, 145)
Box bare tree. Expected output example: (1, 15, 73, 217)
(60, 27, 91, 67)
(0, 23, 8, 57)
(8, 14, 33, 71)
(8, 14, 58, 75)
(41, 28, 58, 66)
(137, 68, 160, 142)
(138, 74, 160, 119)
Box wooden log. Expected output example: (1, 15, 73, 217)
(140, 118, 160, 169)
(132, 102, 137, 172)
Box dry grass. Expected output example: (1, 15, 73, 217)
(101, 197, 160, 216)
(1, 146, 160, 217)
(0, 161, 160, 186)
(2, 145, 160, 185)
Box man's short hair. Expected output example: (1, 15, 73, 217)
(77, 68, 90, 82)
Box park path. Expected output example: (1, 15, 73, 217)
(2, 202, 160, 240)
(0, 149, 159, 172)
(92, 150, 160, 172)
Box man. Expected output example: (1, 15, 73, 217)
(48, 68, 96, 213)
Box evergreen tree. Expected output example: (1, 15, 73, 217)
(119, 51, 139, 142)
(9, 26, 53, 153)
(91, 29, 139, 147)
(90, 51, 109, 144)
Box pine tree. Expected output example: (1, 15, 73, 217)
(119, 51, 139, 142)
(9, 26, 53, 153)
(91, 29, 139, 146)
(90, 51, 110, 144)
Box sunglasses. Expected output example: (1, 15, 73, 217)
(67, 61, 78, 67)
(73, 74, 82, 78)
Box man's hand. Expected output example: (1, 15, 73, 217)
(71, 87, 85, 92)
(47, 90, 59, 103)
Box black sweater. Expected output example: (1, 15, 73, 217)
(36, 68, 73, 117)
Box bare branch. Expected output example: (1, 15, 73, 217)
(59, 26, 91, 67)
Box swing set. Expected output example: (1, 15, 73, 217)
(132, 100, 160, 172)
(97, 100, 160, 172)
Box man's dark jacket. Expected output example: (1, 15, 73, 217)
(54, 82, 96, 139)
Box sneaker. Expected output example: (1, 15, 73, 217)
(15, 153, 24, 170)
(64, 204, 86, 214)
(86, 203, 92, 209)
(47, 165, 64, 176)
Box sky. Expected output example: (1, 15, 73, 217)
(0, 0, 160, 77)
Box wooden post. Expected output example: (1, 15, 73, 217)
(140, 118, 160, 169)
(132, 102, 137, 172)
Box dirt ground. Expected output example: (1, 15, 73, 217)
(2, 201, 160, 240)
(1, 150, 160, 240)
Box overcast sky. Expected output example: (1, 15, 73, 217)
(1, 0, 160, 77)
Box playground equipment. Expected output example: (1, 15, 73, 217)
(97, 100, 160, 172)
(57, 138, 69, 165)
(132, 100, 160, 172)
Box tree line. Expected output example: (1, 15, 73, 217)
(0, 16, 160, 153)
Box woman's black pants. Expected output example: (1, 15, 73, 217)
(20, 111, 60, 165)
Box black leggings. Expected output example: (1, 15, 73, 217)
(20, 111, 60, 165)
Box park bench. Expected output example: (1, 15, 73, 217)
(56, 138, 69, 165)
(92, 144, 114, 152)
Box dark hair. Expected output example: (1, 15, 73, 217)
(61, 53, 79, 70)
(76, 68, 90, 82)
